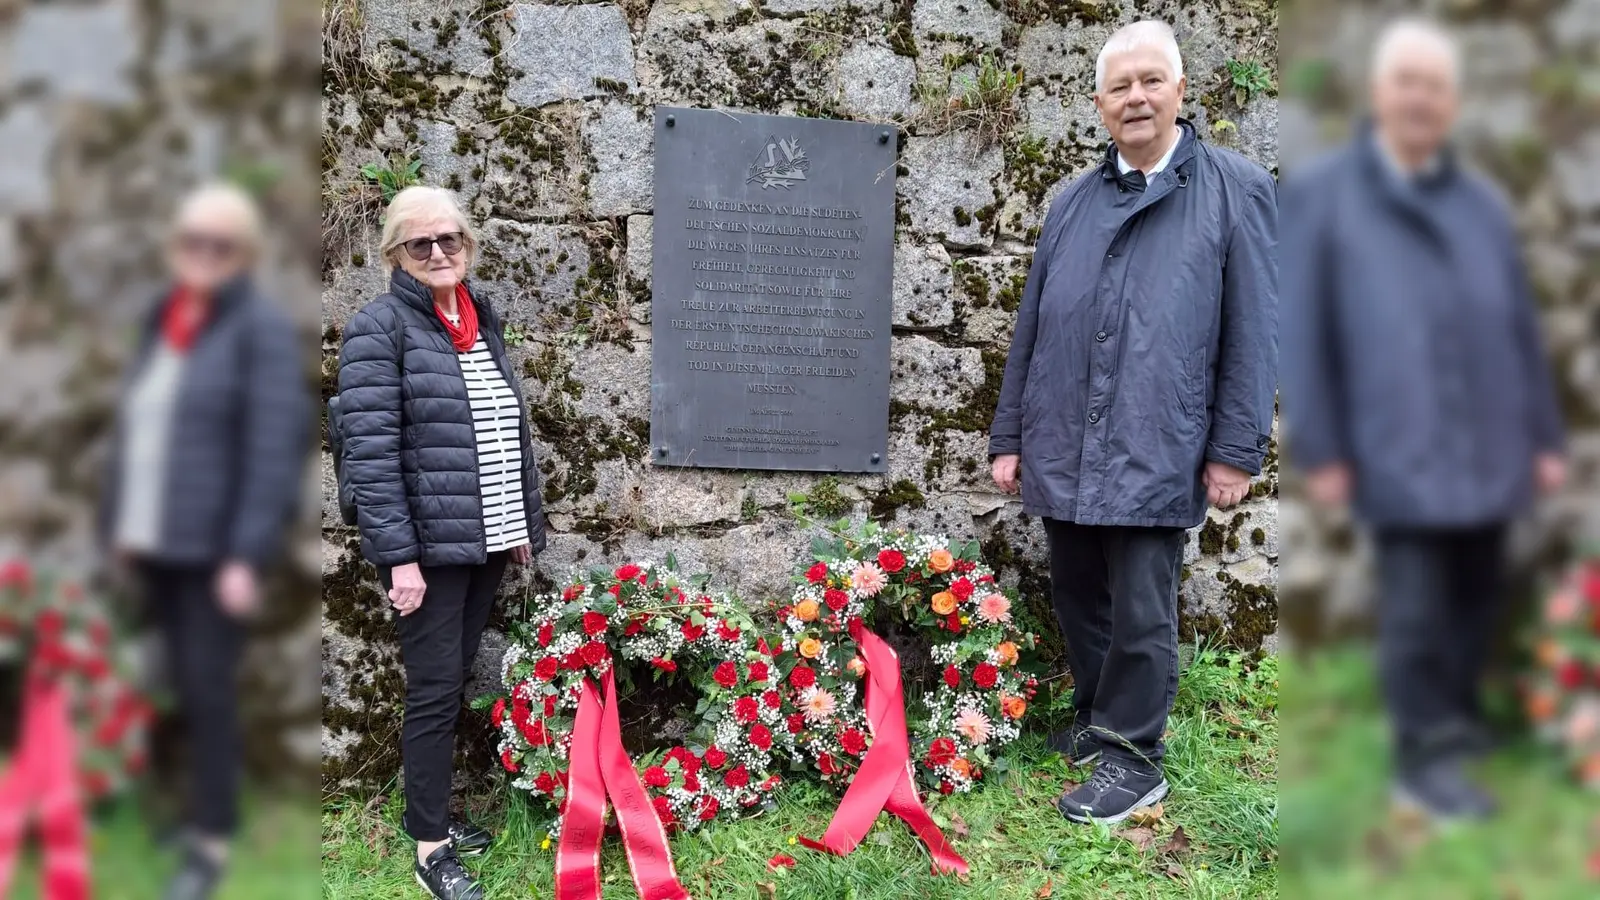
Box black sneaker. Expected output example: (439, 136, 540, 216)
(415, 844, 485, 900)
(448, 819, 494, 857)
(1046, 720, 1101, 766)
(1392, 760, 1497, 824)
(1058, 759, 1169, 824)
(163, 846, 223, 900)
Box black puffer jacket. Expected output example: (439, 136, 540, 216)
(338, 269, 547, 567)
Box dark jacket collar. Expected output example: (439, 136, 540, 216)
(1101, 118, 1199, 192)
(141, 272, 252, 339)
(1356, 117, 1459, 192)
(388, 268, 491, 325)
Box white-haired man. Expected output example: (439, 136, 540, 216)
(989, 20, 1278, 823)
(1283, 18, 1565, 822)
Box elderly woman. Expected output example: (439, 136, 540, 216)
(337, 185, 546, 900)
(98, 182, 308, 900)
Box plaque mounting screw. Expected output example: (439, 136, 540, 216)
(657, 447, 668, 457)
(878, 131, 889, 144)
(870, 453, 882, 464)
(666, 115, 676, 127)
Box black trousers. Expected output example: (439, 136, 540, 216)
(1373, 524, 1507, 774)
(1043, 519, 1186, 772)
(380, 553, 508, 842)
(138, 561, 245, 837)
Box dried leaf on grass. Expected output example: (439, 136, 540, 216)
(1120, 826, 1159, 852)
(757, 881, 778, 900)
(1163, 862, 1187, 881)
(1160, 825, 1191, 855)
(949, 814, 970, 838)
(1126, 803, 1164, 826)
(1035, 877, 1054, 897)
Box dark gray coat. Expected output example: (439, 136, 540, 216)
(1280, 130, 1565, 527)
(98, 277, 311, 568)
(989, 121, 1279, 528)
(338, 269, 547, 568)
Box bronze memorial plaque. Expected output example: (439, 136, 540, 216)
(649, 106, 897, 473)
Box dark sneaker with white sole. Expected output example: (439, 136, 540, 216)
(415, 844, 485, 900)
(1058, 759, 1169, 824)
(1392, 760, 1497, 824)
(1046, 720, 1101, 766)
(163, 846, 224, 900)
(448, 819, 494, 857)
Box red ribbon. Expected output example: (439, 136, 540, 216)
(0, 674, 90, 899)
(797, 629, 969, 876)
(556, 669, 690, 900)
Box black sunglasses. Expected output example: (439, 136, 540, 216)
(175, 232, 241, 260)
(401, 232, 464, 261)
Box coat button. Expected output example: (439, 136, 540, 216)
(1088, 411, 1100, 424)
(1095, 331, 1108, 342)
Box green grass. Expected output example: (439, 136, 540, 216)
(322, 645, 1279, 899)
(1281, 645, 1599, 899)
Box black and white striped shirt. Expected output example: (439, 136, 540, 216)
(451, 318, 529, 553)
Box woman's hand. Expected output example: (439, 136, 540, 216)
(216, 561, 260, 619)
(390, 562, 427, 616)
(510, 544, 532, 566)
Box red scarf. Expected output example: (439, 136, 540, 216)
(436, 284, 479, 353)
(160, 286, 206, 352)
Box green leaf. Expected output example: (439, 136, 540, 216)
(787, 492, 809, 504)
(666, 551, 678, 571)
(468, 693, 499, 711)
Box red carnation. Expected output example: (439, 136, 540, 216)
(717, 621, 742, 641)
(563, 650, 585, 670)
(733, 696, 759, 724)
(501, 748, 519, 773)
(653, 795, 675, 825)
(938, 781, 954, 795)
(581, 641, 610, 666)
(562, 584, 583, 601)
(679, 752, 702, 776)
(616, 564, 642, 582)
(522, 718, 550, 747)
(704, 746, 728, 769)
(651, 658, 678, 673)
(877, 549, 906, 573)
(786, 713, 806, 734)
(512, 692, 532, 728)
(582, 611, 609, 636)
(0, 560, 32, 592)
(757, 637, 774, 656)
(943, 665, 961, 689)
(644, 766, 670, 788)
(927, 737, 957, 767)
(950, 577, 974, 601)
(767, 854, 797, 871)
(840, 729, 867, 756)
(543, 695, 558, 716)
(1558, 660, 1587, 690)
(823, 588, 849, 611)
(608, 584, 622, 598)
(698, 796, 720, 821)
(973, 663, 999, 689)
(713, 661, 739, 688)
(945, 612, 962, 634)
(535, 657, 559, 681)
(748, 661, 770, 683)
(537, 623, 554, 647)
(682, 620, 706, 641)
(762, 689, 781, 709)
(978, 573, 995, 584)
(818, 753, 838, 776)
(492, 697, 507, 728)
(683, 772, 701, 793)
(534, 771, 556, 793)
(789, 665, 817, 690)
(724, 765, 751, 789)
(748, 724, 773, 751)
(624, 619, 644, 637)
(806, 562, 829, 584)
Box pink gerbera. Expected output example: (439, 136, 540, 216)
(976, 593, 1011, 624)
(851, 563, 887, 597)
(799, 686, 837, 724)
(954, 709, 992, 745)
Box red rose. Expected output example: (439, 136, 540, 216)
(733, 696, 759, 724)
(818, 753, 838, 776)
(927, 737, 957, 767)
(535, 657, 560, 681)
(943, 665, 960, 689)
(534, 771, 556, 793)
(823, 588, 850, 612)
(938, 781, 954, 795)
(762, 689, 781, 709)
(789, 666, 817, 690)
(651, 658, 678, 673)
(714, 661, 739, 688)
(1558, 660, 1587, 690)
(717, 621, 742, 641)
(581, 641, 609, 666)
(681, 620, 706, 641)
(698, 796, 720, 821)
(562, 584, 583, 601)
(537, 623, 554, 647)
(973, 663, 999, 689)
(704, 746, 728, 769)
(806, 562, 829, 584)
(840, 729, 867, 756)
(786, 713, 806, 734)
(616, 564, 642, 582)
(492, 698, 507, 728)
(950, 577, 974, 601)
(748, 724, 773, 751)
(877, 549, 906, 573)
(624, 619, 644, 637)
(748, 661, 770, 683)
(501, 749, 519, 773)
(644, 766, 670, 788)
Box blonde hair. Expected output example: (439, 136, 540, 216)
(1095, 20, 1184, 94)
(379, 186, 479, 272)
(173, 181, 265, 259)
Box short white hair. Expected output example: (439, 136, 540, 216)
(1371, 17, 1460, 87)
(1096, 20, 1184, 94)
(379, 185, 479, 272)
(172, 181, 265, 259)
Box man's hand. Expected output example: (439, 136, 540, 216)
(991, 454, 1021, 495)
(390, 562, 427, 617)
(1203, 461, 1252, 509)
(216, 561, 260, 619)
(510, 544, 532, 566)
(1536, 452, 1567, 496)
(1304, 462, 1351, 508)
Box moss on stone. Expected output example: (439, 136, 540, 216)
(1198, 518, 1226, 556)
(870, 479, 926, 519)
(1251, 528, 1266, 546)
(805, 476, 851, 518)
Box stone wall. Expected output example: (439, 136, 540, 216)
(320, 0, 1281, 789)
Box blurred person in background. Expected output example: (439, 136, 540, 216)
(336, 186, 546, 900)
(988, 20, 1277, 824)
(1281, 18, 1567, 824)
(97, 182, 310, 899)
